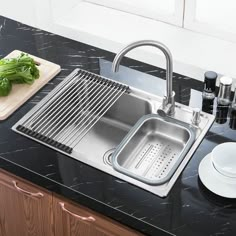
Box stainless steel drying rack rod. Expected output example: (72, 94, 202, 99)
(16, 69, 129, 154)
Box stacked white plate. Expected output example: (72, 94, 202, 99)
(198, 142, 236, 198)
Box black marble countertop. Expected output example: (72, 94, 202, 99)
(0, 16, 236, 236)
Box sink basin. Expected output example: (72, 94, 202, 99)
(74, 93, 153, 161)
(12, 69, 215, 197)
(112, 114, 195, 185)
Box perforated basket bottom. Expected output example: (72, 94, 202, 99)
(122, 135, 184, 181)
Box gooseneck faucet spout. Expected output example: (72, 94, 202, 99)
(112, 40, 175, 116)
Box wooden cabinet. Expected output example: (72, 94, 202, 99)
(0, 169, 142, 236)
(0, 170, 53, 236)
(53, 195, 142, 236)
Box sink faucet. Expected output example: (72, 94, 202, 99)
(112, 40, 175, 116)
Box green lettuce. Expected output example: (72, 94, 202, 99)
(0, 53, 39, 84)
(0, 53, 40, 96)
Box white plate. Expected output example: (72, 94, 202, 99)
(198, 153, 236, 198)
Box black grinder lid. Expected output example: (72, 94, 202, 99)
(204, 71, 218, 92)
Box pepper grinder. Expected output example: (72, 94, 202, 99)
(202, 71, 217, 114)
(202, 71, 217, 100)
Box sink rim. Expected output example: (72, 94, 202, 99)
(11, 68, 215, 197)
(112, 113, 196, 185)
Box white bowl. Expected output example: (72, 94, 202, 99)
(199, 153, 236, 198)
(211, 142, 236, 178)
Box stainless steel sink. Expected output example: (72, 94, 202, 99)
(12, 38, 215, 197)
(12, 68, 215, 197)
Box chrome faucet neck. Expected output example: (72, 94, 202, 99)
(112, 40, 175, 116)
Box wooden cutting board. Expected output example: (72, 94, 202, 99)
(0, 50, 61, 120)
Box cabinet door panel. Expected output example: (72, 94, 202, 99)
(53, 195, 142, 236)
(0, 170, 53, 236)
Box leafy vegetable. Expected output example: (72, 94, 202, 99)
(0, 53, 39, 96)
(0, 78, 12, 96)
(0, 53, 39, 84)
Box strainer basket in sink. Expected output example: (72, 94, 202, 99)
(112, 114, 196, 185)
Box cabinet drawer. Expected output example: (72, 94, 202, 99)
(53, 194, 143, 236)
(0, 169, 53, 236)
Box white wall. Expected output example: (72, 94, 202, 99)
(0, 0, 236, 87)
(0, 0, 37, 26)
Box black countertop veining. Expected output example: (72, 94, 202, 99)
(0, 16, 236, 236)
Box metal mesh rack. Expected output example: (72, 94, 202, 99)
(15, 69, 129, 154)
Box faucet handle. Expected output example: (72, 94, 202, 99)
(158, 92, 175, 117)
(157, 96, 171, 117)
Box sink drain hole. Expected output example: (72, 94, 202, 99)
(103, 148, 116, 166)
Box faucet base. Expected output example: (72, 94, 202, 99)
(157, 91, 175, 117)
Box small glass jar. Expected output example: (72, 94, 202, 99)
(217, 76, 233, 105)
